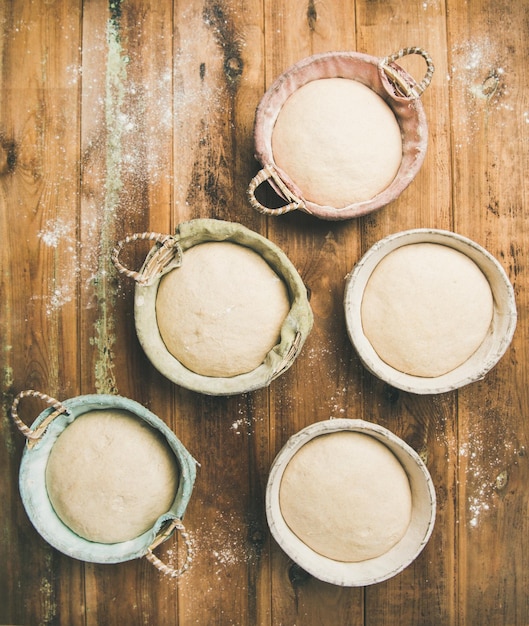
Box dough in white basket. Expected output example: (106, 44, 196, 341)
(360, 243, 494, 377)
(46, 409, 179, 543)
(272, 77, 402, 208)
(279, 431, 412, 562)
(156, 241, 290, 377)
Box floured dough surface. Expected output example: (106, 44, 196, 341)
(46, 409, 179, 544)
(271, 77, 402, 208)
(279, 431, 412, 562)
(360, 243, 494, 377)
(156, 241, 290, 377)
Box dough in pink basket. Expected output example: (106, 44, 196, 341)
(272, 77, 402, 208)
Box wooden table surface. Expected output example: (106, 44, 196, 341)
(1, 0, 528, 624)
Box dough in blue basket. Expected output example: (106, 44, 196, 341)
(45, 409, 179, 544)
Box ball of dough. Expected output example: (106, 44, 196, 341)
(360, 243, 494, 377)
(155, 241, 290, 377)
(279, 431, 412, 562)
(272, 77, 403, 208)
(45, 410, 179, 544)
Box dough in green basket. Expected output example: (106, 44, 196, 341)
(156, 241, 290, 377)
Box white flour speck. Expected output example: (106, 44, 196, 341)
(38, 218, 75, 248)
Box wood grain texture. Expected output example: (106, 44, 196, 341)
(1, 0, 527, 625)
(447, 1, 529, 624)
(355, 2, 458, 624)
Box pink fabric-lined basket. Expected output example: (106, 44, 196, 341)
(248, 48, 434, 221)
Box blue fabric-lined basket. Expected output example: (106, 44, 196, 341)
(11, 390, 197, 578)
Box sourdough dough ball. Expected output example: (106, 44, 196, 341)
(271, 77, 403, 208)
(360, 243, 494, 377)
(155, 241, 290, 377)
(279, 431, 412, 562)
(46, 409, 179, 543)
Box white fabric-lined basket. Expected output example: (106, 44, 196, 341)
(266, 418, 436, 586)
(344, 229, 517, 394)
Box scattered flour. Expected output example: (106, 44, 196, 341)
(448, 38, 521, 148)
(458, 423, 522, 529)
(38, 218, 75, 250)
(163, 510, 257, 587)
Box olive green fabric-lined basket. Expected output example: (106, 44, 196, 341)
(113, 218, 314, 396)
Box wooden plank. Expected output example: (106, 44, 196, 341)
(261, 1, 364, 625)
(167, 1, 273, 624)
(355, 1, 457, 624)
(79, 1, 179, 624)
(447, 0, 529, 623)
(0, 0, 528, 624)
(0, 1, 84, 624)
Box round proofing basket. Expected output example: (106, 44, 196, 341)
(266, 418, 436, 586)
(344, 229, 517, 394)
(248, 48, 433, 220)
(11, 390, 197, 577)
(112, 218, 313, 396)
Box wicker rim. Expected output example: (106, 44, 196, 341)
(111, 232, 183, 286)
(11, 389, 69, 449)
(145, 518, 193, 579)
(380, 46, 435, 98)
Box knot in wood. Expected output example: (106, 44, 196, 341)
(225, 55, 243, 82)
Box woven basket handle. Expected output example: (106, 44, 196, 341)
(145, 518, 193, 579)
(247, 164, 304, 216)
(11, 389, 69, 445)
(381, 47, 434, 98)
(271, 331, 303, 381)
(111, 232, 182, 285)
